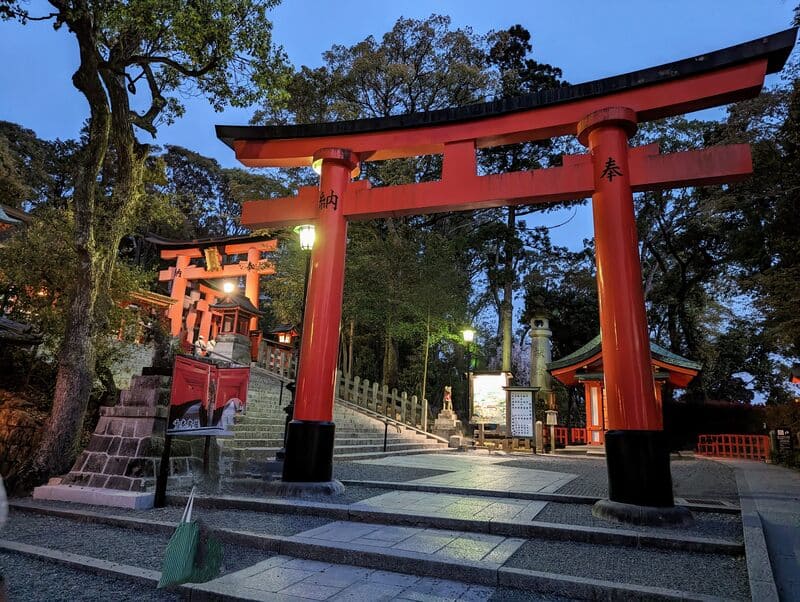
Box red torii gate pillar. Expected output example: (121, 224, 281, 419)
(283, 149, 358, 480)
(168, 255, 191, 337)
(578, 107, 673, 511)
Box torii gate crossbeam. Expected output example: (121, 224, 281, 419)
(217, 28, 797, 523)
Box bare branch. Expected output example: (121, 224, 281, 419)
(128, 54, 218, 78)
(126, 63, 166, 137)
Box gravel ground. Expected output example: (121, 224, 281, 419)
(0, 552, 181, 602)
(534, 502, 742, 541)
(498, 456, 739, 501)
(4, 511, 274, 574)
(489, 588, 576, 601)
(333, 461, 452, 483)
(11, 500, 332, 537)
(504, 539, 750, 600)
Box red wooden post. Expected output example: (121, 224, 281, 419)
(245, 247, 260, 331)
(168, 255, 190, 336)
(199, 293, 216, 342)
(578, 107, 675, 511)
(283, 148, 359, 483)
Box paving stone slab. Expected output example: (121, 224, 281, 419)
(32, 484, 154, 509)
(354, 454, 579, 494)
(211, 554, 499, 601)
(351, 490, 547, 524)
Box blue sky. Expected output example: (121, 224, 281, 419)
(0, 0, 797, 248)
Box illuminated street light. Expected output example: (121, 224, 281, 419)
(462, 328, 475, 343)
(222, 281, 235, 294)
(295, 224, 316, 251)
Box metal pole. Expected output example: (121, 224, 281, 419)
(154, 434, 172, 508)
(383, 421, 389, 452)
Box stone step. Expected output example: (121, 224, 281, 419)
(222, 444, 443, 461)
(331, 447, 450, 460)
(224, 437, 430, 449)
(231, 429, 421, 440)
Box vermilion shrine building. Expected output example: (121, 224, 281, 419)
(147, 233, 276, 348)
(549, 335, 701, 446)
(216, 28, 797, 521)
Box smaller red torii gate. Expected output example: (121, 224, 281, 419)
(217, 29, 796, 521)
(148, 233, 277, 341)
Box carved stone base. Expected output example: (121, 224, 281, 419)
(210, 333, 251, 365)
(432, 408, 463, 440)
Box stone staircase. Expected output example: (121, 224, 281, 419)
(220, 368, 447, 472)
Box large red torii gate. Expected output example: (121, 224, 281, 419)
(217, 28, 797, 519)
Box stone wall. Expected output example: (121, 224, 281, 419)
(60, 374, 199, 491)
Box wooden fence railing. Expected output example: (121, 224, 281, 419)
(256, 342, 430, 432)
(543, 427, 588, 446)
(696, 434, 770, 461)
(258, 343, 297, 381)
(335, 373, 429, 432)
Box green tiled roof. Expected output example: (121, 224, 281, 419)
(548, 333, 702, 371)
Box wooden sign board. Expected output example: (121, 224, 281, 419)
(504, 386, 539, 439)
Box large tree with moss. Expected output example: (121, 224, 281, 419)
(1, 0, 288, 482)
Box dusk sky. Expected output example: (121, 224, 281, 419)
(1, 1, 797, 248)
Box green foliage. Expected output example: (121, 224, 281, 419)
(0, 206, 150, 362)
(521, 229, 598, 358)
(0, 121, 79, 210)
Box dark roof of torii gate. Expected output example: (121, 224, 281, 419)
(145, 232, 272, 250)
(217, 28, 796, 148)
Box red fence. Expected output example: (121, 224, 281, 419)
(696, 434, 770, 461)
(543, 427, 588, 446)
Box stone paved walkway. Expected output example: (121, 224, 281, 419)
(356, 454, 577, 493)
(351, 491, 547, 523)
(725, 459, 800, 602)
(296, 521, 525, 564)
(205, 555, 496, 601)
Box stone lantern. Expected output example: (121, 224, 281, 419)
(209, 294, 262, 365)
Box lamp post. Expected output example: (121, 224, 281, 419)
(462, 328, 475, 421)
(295, 225, 316, 342)
(222, 281, 235, 295)
(278, 225, 316, 461)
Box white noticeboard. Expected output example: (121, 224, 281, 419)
(509, 390, 534, 438)
(471, 372, 510, 425)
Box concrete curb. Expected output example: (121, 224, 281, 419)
(497, 567, 733, 602)
(0, 538, 300, 601)
(0, 539, 163, 587)
(0, 535, 734, 602)
(734, 470, 780, 602)
(11, 498, 743, 556)
(163, 494, 744, 555)
(338, 479, 742, 513)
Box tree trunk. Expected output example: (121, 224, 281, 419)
(33, 277, 98, 478)
(382, 333, 399, 386)
(421, 310, 431, 403)
(24, 10, 111, 485)
(347, 319, 354, 377)
(500, 206, 516, 372)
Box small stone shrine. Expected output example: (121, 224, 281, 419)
(208, 293, 263, 365)
(432, 385, 463, 440)
(33, 372, 198, 508)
